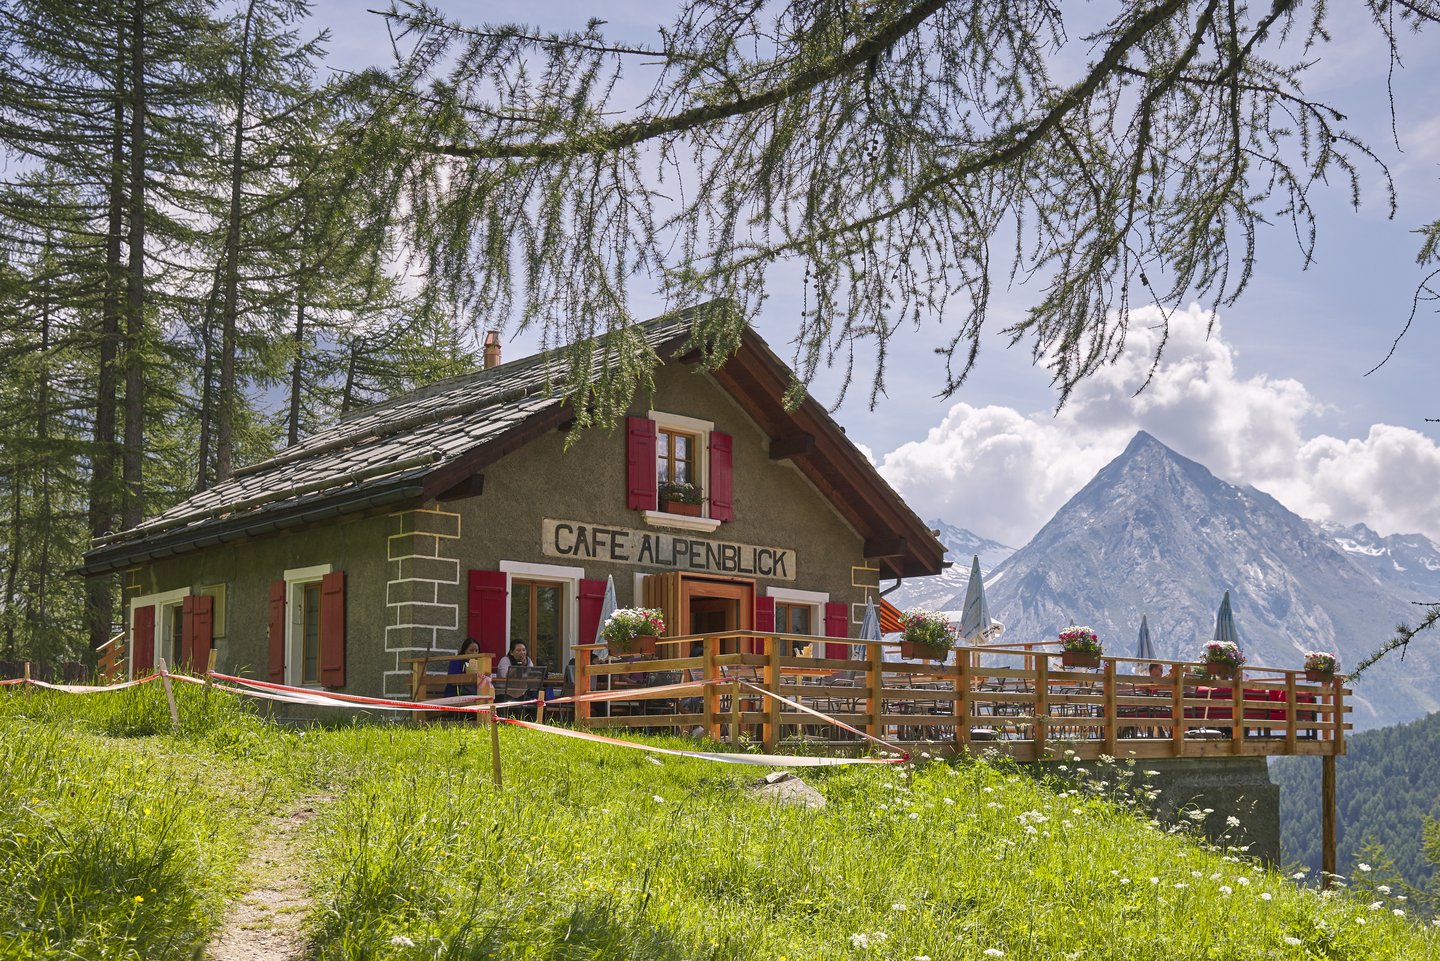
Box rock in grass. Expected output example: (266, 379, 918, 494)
(748, 771, 825, 809)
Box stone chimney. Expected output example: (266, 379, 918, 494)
(483, 330, 501, 369)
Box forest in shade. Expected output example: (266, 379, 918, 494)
(0, 0, 477, 668)
(1273, 709, 1440, 897)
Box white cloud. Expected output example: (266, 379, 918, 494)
(877, 304, 1440, 545)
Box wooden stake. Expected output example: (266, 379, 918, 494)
(1321, 753, 1337, 889)
(489, 708, 503, 789)
(535, 688, 547, 726)
(23, 662, 31, 685)
(729, 679, 741, 746)
(203, 650, 217, 701)
(157, 657, 180, 727)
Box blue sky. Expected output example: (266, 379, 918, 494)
(312, 2, 1440, 546)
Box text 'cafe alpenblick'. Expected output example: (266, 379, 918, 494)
(543, 518, 797, 580)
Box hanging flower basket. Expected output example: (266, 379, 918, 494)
(1058, 626, 1102, 668)
(1205, 660, 1236, 679)
(602, 608, 666, 656)
(1201, 640, 1245, 679)
(898, 609, 959, 661)
(1302, 651, 1338, 683)
(900, 640, 951, 661)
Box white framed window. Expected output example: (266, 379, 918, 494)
(645, 409, 722, 532)
(128, 587, 189, 678)
(499, 560, 584, 671)
(284, 564, 331, 687)
(767, 586, 828, 658)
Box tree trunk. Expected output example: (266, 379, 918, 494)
(87, 15, 127, 652)
(288, 258, 307, 447)
(215, 0, 256, 481)
(121, 0, 147, 530)
(195, 265, 222, 490)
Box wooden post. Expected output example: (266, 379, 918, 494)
(1321, 754, 1337, 889)
(203, 650, 217, 703)
(575, 647, 591, 726)
(763, 633, 781, 750)
(1034, 654, 1050, 758)
(23, 662, 31, 687)
(1332, 676, 1346, 755)
(1284, 673, 1298, 754)
(489, 709, 503, 789)
(1171, 667, 1185, 757)
(1231, 671, 1245, 752)
(1102, 659, 1117, 756)
(867, 640, 884, 741)
(410, 660, 426, 702)
(703, 635, 719, 741)
(156, 657, 180, 727)
(729, 679, 741, 746)
(955, 649, 970, 753)
(535, 689, 546, 726)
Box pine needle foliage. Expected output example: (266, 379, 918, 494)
(356, 0, 1440, 423)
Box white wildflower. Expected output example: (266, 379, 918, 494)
(1393, 908, 1405, 917)
(850, 933, 870, 949)
(652, 795, 665, 803)
(1260, 892, 1272, 901)
(1219, 886, 1233, 895)
(891, 903, 907, 912)
(983, 950, 1005, 958)
(1376, 884, 1391, 895)
(1368, 902, 1383, 911)
(1226, 816, 1241, 828)
(388, 936, 416, 948)
(1357, 862, 1372, 872)
(1236, 877, 1250, 886)
(1283, 936, 1302, 946)
(1291, 871, 1307, 880)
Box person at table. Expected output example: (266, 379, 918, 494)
(497, 641, 532, 677)
(444, 637, 485, 698)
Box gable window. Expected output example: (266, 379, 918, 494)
(657, 427, 696, 487)
(627, 411, 732, 530)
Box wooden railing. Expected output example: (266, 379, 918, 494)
(573, 633, 1350, 761)
(95, 632, 126, 683)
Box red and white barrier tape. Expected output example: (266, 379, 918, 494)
(5, 668, 909, 767)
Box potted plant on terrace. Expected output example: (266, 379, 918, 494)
(602, 608, 665, 657)
(1058, 626, 1102, 668)
(1302, 650, 1339, 683)
(657, 479, 704, 516)
(1201, 640, 1246, 679)
(899, 609, 959, 661)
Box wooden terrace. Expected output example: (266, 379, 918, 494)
(571, 631, 1350, 761)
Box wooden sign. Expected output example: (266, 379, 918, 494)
(542, 519, 796, 581)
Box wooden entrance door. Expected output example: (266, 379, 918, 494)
(642, 573, 754, 648)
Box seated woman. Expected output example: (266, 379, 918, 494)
(444, 637, 485, 699)
(496, 641, 540, 715)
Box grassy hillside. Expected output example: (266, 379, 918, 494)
(1273, 710, 1440, 891)
(2, 684, 1437, 960)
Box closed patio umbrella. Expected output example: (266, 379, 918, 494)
(857, 595, 881, 661)
(959, 555, 1004, 645)
(594, 575, 618, 658)
(1212, 590, 1242, 647)
(1134, 614, 1157, 672)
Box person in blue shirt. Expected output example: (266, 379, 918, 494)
(444, 637, 484, 698)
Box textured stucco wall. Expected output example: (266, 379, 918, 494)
(127, 357, 879, 696)
(132, 511, 392, 686)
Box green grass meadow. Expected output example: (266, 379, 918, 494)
(1, 682, 1436, 960)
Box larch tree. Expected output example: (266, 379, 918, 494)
(355, 0, 1440, 429)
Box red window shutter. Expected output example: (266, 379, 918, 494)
(754, 596, 776, 632)
(754, 595, 776, 656)
(133, 604, 156, 674)
(268, 580, 286, 682)
(320, 571, 346, 688)
(626, 416, 658, 511)
(181, 595, 196, 669)
(708, 430, 733, 521)
(192, 594, 214, 673)
(468, 569, 508, 657)
(578, 578, 607, 649)
(824, 601, 850, 660)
